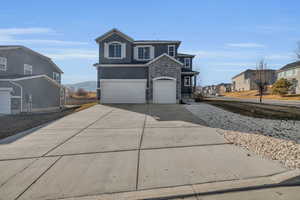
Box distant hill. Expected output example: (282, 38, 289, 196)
(65, 81, 97, 92)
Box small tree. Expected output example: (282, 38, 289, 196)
(296, 41, 300, 60)
(254, 59, 269, 103)
(272, 78, 292, 96)
(76, 88, 88, 97)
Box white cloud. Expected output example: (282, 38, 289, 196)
(0, 27, 55, 35)
(226, 43, 265, 48)
(44, 49, 97, 60)
(0, 27, 88, 46)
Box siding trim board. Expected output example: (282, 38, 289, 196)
(0, 75, 62, 88)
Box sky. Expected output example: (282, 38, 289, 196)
(1, 0, 299, 86)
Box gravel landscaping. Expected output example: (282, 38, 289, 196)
(185, 103, 300, 169)
(185, 103, 300, 143)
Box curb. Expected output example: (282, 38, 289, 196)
(60, 169, 300, 200)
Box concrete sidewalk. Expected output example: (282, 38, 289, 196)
(0, 104, 291, 200)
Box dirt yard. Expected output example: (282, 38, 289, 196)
(224, 90, 300, 101)
(204, 99, 300, 121)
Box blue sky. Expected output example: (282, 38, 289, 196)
(1, 0, 299, 86)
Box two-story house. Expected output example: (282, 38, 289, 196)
(277, 61, 300, 94)
(232, 69, 277, 92)
(93, 29, 199, 104)
(0, 45, 65, 114)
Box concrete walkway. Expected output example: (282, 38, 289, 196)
(0, 104, 290, 200)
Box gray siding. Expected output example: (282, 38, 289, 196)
(0, 48, 61, 83)
(99, 33, 133, 64)
(181, 75, 193, 94)
(98, 67, 148, 79)
(16, 77, 61, 111)
(177, 57, 193, 69)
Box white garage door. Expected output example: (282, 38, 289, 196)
(100, 79, 146, 104)
(153, 78, 176, 104)
(0, 89, 11, 114)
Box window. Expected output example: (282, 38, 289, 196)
(108, 42, 122, 58)
(184, 76, 191, 86)
(53, 72, 60, 82)
(138, 47, 151, 60)
(184, 58, 191, 68)
(0, 57, 7, 71)
(24, 64, 32, 75)
(168, 45, 175, 57)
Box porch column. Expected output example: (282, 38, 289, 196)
(193, 75, 197, 93)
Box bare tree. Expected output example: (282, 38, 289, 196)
(254, 59, 269, 103)
(296, 41, 300, 60)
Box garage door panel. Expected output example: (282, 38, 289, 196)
(153, 80, 176, 104)
(101, 80, 146, 104)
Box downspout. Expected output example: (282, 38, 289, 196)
(9, 80, 23, 112)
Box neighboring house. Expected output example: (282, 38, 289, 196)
(202, 85, 218, 96)
(93, 28, 199, 104)
(0, 45, 65, 114)
(232, 69, 277, 91)
(217, 83, 232, 95)
(277, 61, 300, 94)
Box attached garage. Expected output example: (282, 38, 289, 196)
(0, 88, 12, 114)
(100, 79, 147, 104)
(153, 77, 177, 104)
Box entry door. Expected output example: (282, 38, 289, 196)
(153, 79, 176, 104)
(0, 90, 11, 114)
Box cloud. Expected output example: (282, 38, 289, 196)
(226, 43, 265, 48)
(0, 27, 55, 35)
(43, 49, 97, 60)
(0, 27, 88, 46)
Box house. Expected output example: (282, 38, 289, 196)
(202, 85, 218, 96)
(277, 61, 300, 94)
(232, 69, 277, 92)
(217, 83, 232, 95)
(0, 45, 65, 114)
(93, 28, 199, 104)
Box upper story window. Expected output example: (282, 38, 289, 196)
(53, 72, 60, 82)
(24, 64, 33, 75)
(104, 41, 125, 59)
(184, 58, 191, 68)
(0, 57, 7, 71)
(134, 45, 154, 60)
(168, 45, 175, 57)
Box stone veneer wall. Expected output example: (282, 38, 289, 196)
(148, 56, 182, 102)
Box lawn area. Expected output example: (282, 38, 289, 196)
(204, 99, 300, 120)
(224, 90, 300, 101)
(0, 103, 97, 140)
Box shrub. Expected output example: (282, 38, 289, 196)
(194, 92, 204, 102)
(76, 88, 88, 97)
(272, 78, 292, 96)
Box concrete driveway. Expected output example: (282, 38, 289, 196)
(0, 104, 289, 200)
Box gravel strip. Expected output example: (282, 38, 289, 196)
(185, 103, 300, 143)
(221, 130, 300, 169)
(185, 103, 300, 168)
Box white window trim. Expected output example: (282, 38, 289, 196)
(167, 45, 176, 57)
(134, 45, 154, 61)
(24, 64, 33, 75)
(184, 76, 191, 86)
(104, 41, 126, 59)
(184, 58, 191, 68)
(53, 72, 60, 82)
(0, 57, 7, 71)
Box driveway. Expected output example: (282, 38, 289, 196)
(0, 104, 289, 200)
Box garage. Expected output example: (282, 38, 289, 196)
(153, 77, 176, 104)
(100, 79, 147, 104)
(0, 88, 12, 114)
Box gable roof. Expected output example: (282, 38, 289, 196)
(0, 45, 63, 73)
(134, 40, 181, 44)
(95, 28, 134, 43)
(146, 53, 183, 66)
(278, 61, 300, 72)
(232, 69, 254, 79)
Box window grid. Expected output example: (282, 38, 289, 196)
(168, 45, 175, 57)
(24, 64, 33, 75)
(0, 57, 7, 71)
(109, 43, 122, 58)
